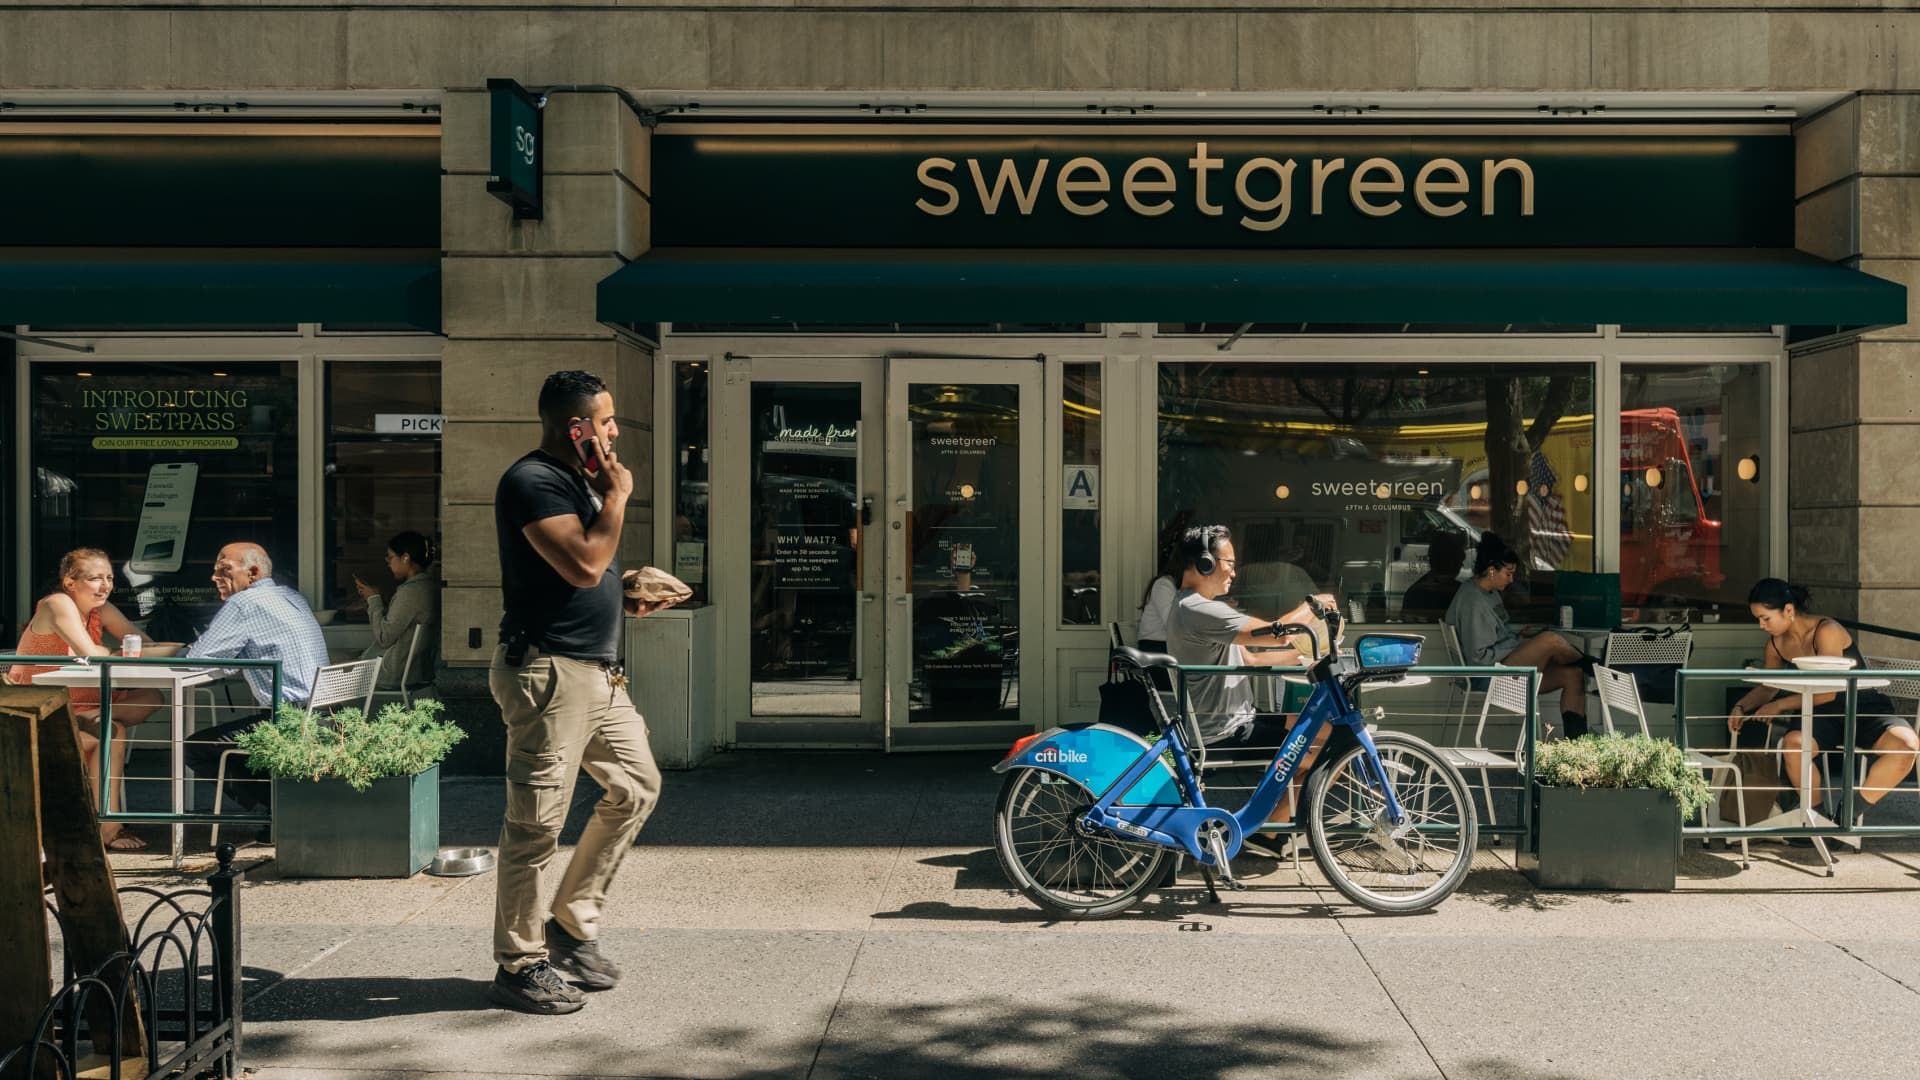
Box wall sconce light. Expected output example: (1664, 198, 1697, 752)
(1645, 466, 1664, 489)
(1374, 484, 1391, 499)
(1738, 455, 1761, 482)
(1469, 483, 1484, 501)
(1274, 484, 1291, 500)
(1515, 479, 1530, 497)
(1573, 473, 1589, 493)
(958, 484, 976, 500)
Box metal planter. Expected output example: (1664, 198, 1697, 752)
(272, 765, 440, 879)
(1521, 784, 1680, 892)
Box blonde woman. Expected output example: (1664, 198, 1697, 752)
(8, 548, 166, 850)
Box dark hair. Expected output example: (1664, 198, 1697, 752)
(1748, 578, 1811, 613)
(1179, 525, 1231, 571)
(388, 531, 435, 570)
(537, 370, 610, 431)
(1472, 532, 1520, 577)
(1428, 531, 1469, 574)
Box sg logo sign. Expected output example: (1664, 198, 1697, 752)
(515, 124, 536, 167)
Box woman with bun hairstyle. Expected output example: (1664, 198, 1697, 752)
(1444, 532, 1593, 738)
(355, 530, 439, 691)
(1727, 579, 1916, 812)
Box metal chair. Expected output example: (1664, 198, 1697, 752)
(210, 658, 383, 849)
(369, 624, 427, 709)
(1603, 628, 1694, 705)
(1436, 672, 1527, 829)
(1858, 656, 1920, 815)
(1439, 621, 1492, 745)
(1592, 663, 1750, 868)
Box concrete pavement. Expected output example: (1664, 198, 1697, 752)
(99, 751, 1920, 1079)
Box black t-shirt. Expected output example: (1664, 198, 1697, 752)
(495, 450, 621, 661)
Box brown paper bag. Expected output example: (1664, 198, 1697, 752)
(622, 566, 693, 604)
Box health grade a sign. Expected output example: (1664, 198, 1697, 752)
(651, 125, 1792, 250)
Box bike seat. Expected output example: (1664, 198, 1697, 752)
(1111, 645, 1180, 671)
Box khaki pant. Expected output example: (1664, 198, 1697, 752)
(490, 645, 662, 972)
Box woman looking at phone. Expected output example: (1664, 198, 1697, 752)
(354, 530, 440, 691)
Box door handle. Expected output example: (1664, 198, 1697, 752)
(893, 595, 909, 605)
(861, 496, 875, 526)
(859, 593, 877, 603)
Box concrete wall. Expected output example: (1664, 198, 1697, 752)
(1794, 92, 1920, 656)
(4, 7, 1920, 93)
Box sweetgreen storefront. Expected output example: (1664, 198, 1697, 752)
(597, 119, 1905, 750)
(3, 122, 445, 660)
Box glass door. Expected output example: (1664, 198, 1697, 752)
(885, 359, 1042, 749)
(729, 359, 884, 745)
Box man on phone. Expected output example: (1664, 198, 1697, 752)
(488, 370, 673, 1014)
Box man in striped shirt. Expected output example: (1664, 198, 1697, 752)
(183, 542, 329, 817)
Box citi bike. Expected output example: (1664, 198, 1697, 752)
(993, 598, 1478, 917)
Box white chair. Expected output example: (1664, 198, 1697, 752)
(1439, 621, 1494, 745)
(1593, 663, 1750, 868)
(1859, 657, 1920, 816)
(1436, 672, 1528, 829)
(210, 658, 383, 849)
(369, 624, 427, 709)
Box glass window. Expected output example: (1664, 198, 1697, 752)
(29, 361, 300, 634)
(1157, 323, 1595, 336)
(323, 361, 441, 624)
(672, 362, 711, 606)
(1157, 362, 1595, 624)
(1620, 363, 1771, 613)
(1061, 363, 1100, 626)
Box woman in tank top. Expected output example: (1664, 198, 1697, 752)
(1727, 579, 1917, 814)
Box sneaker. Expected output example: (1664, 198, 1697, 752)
(489, 960, 586, 1014)
(1242, 833, 1293, 860)
(545, 919, 622, 992)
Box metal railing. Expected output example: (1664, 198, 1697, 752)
(2, 654, 282, 864)
(1674, 666, 1920, 860)
(1168, 662, 1541, 841)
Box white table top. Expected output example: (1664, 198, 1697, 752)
(1743, 675, 1890, 694)
(30, 664, 220, 689)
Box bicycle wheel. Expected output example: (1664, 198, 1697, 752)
(993, 766, 1169, 920)
(1306, 731, 1477, 914)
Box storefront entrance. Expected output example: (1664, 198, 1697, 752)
(713, 355, 1042, 749)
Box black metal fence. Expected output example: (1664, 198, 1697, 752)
(0, 845, 246, 1080)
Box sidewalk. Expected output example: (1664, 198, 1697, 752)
(107, 751, 1920, 1079)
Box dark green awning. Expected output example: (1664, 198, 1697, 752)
(597, 247, 1906, 335)
(0, 249, 442, 331)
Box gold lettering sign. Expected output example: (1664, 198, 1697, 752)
(914, 144, 1536, 232)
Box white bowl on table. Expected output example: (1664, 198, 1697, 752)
(1789, 655, 1856, 671)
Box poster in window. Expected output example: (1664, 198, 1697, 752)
(129, 463, 198, 574)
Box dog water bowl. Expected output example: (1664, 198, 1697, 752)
(427, 847, 496, 877)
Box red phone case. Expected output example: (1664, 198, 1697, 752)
(569, 420, 603, 476)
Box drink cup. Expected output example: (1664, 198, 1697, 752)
(122, 634, 143, 657)
(1558, 606, 1574, 630)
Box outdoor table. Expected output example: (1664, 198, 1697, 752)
(1740, 673, 1889, 876)
(32, 663, 220, 868)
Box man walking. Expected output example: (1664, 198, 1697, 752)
(489, 370, 665, 1014)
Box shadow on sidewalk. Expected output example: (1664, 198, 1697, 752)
(247, 974, 495, 1021)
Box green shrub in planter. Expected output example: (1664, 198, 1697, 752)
(236, 699, 465, 877)
(1522, 733, 1712, 891)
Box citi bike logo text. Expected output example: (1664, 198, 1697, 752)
(1273, 737, 1307, 779)
(1033, 746, 1089, 765)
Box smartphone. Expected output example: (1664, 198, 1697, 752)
(568, 417, 604, 476)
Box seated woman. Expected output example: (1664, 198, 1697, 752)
(7, 548, 166, 850)
(1727, 579, 1918, 814)
(1444, 532, 1592, 738)
(354, 531, 439, 692)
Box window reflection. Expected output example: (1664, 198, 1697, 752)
(325, 361, 441, 626)
(1620, 363, 1770, 612)
(1157, 363, 1595, 623)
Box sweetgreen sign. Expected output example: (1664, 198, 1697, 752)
(652, 125, 1792, 249)
(487, 78, 543, 221)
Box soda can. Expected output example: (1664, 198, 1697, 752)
(1558, 606, 1574, 630)
(122, 634, 143, 657)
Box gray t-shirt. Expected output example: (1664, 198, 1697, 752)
(1165, 589, 1254, 743)
(1445, 583, 1521, 665)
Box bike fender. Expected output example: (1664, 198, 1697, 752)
(993, 724, 1182, 806)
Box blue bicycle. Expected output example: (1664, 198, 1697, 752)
(993, 599, 1478, 917)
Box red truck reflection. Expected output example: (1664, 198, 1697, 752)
(1618, 406, 1724, 605)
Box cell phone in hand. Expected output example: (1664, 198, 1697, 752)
(568, 417, 604, 477)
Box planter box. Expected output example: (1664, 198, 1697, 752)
(272, 765, 439, 879)
(1521, 784, 1680, 892)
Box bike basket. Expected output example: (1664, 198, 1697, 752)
(1356, 634, 1423, 672)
